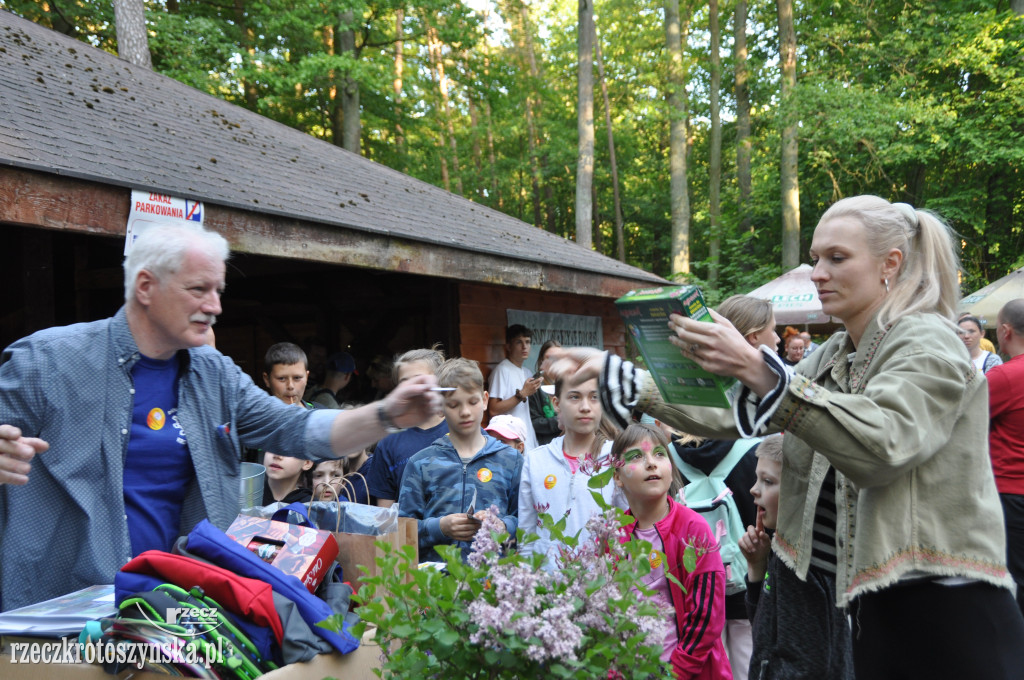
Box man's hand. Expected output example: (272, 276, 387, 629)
(0, 425, 49, 486)
(520, 376, 543, 398)
(381, 374, 442, 429)
(440, 512, 484, 542)
(489, 375, 543, 417)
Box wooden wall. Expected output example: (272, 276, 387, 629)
(457, 281, 627, 379)
(0, 222, 636, 389)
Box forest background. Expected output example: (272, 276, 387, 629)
(4, 0, 1023, 302)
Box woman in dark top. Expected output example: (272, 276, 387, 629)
(529, 339, 562, 448)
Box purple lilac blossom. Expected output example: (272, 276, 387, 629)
(466, 507, 669, 667)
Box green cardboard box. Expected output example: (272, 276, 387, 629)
(616, 285, 736, 409)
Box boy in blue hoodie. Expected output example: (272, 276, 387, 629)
(398, 358, 523, 562)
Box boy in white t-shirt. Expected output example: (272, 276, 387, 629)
(487, 324, 542, 451)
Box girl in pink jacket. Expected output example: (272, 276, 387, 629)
(613, 422, 732, 680)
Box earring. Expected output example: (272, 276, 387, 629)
(884, 278, 890, 293)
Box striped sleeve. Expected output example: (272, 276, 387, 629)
(733, 345, 791, 438)
(600, 352, 640, 429)
(601, 346, 790, 438)
(672, 570, 726, 678)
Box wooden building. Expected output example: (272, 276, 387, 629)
(0, 11, 666, 386)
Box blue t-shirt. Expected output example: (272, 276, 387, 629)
(123, 354, 194, 555)
(361, 419, 450, 501)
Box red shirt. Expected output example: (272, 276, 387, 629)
(987, 354, 1024, 495)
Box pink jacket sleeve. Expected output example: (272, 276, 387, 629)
(670, 522, 728, 679)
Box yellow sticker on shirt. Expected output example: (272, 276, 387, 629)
(544, 474, 557, 490)
(649, 550, 662, 570)
(146, 408, 166, 430)
(477, 468, 492, 483)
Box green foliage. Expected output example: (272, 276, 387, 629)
(791, 0, 1024, 291)
(351, 507, 675, 679)
(5, 0, 1024, 294)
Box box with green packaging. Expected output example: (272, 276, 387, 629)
(616, 285, 736, 408)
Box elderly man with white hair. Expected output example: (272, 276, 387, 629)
(0, 224, 440, 611)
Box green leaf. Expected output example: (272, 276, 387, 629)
(389, 623, 415, 639)
(548, 663, 574, 678)
(665, 570, 687, 595)
(420, 618, 444, 635)
(436, 629, 460, 647)
(314, 613, 347, 634)
(587, 467, 614, 490)
(584, 573, 608, 596)
(683, 544, 697, 574)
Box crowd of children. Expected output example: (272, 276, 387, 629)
(253, 325, 853, 680)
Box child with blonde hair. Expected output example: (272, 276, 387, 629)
(739, 435, 853, 679)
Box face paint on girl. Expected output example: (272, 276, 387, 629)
(615, 438, 672, 499)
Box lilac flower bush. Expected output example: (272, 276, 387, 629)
(353, 468, 688, 679)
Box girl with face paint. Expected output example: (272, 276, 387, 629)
(612, 423, 732, 680)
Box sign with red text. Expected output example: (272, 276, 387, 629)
(125, 190, 204, 254)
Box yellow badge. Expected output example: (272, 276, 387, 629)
(477, 468, 493, 483)
(544, 474, 557, 490)
(649, 550, 662, 570)
(146, 408, 166, 430)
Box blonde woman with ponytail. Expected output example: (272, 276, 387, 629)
(548, 195, 1024, 679)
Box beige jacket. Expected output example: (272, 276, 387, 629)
(638, 312, 1011, 606)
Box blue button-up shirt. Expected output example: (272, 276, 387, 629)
(0, 307, 337, 611)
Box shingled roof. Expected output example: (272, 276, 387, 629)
(0, 11, 664, 293)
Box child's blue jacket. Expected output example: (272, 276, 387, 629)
(397, 434, 522, 562)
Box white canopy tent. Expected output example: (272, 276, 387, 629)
(746, 264, 834, 326)
(959, 267, 1024, 328)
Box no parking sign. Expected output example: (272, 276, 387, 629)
(125, 190, 205, 254)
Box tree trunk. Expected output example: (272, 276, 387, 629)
(468, 97, 484, 200)
(575, 0, 595, 250)
(427, 29, 451, 192)
(734, 0, 752, 236)
(708, 0, 722, 288)
(428, 28, 462, 195)
(592, 181, 603, 252)
(485, 100, 501, 208)
(665, 0, 691, 275)
(903, 163, 927, 207)
(778, 0, 800, 269)
(326, 24, 343, 148)
(1013, 0, 1024, 15)
(595, 28, 625, 262)
(500, 0, 545, 228)
(525, 105, 542, 226)
(393, 9, 406, 168)
(339, 10, 360, 154)
(519, 2, 549, 229)
(544, 185, 557, 233)
(478, 40, 501, 208)
(233, 0, 259, 110)
(113, 0, 152, 68)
